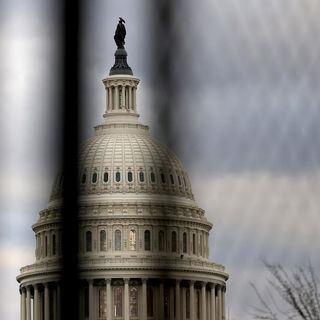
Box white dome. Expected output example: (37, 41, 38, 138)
(50, 124, 194, 203)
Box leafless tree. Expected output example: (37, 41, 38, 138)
(250, 261, 320, 320)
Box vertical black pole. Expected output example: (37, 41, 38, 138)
(60, 1, 81, 319)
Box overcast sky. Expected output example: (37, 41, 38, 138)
(1, 0, 320, 319)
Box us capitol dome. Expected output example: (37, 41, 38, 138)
(17, 19, 228, 320)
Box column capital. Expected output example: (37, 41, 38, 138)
(210, 283, 216, 290)
(175, 279, 181, 285)
(124, 278, 130, 284)
(201, 281, 207, 288)
(88, 279, 94, 285)
(105, 278, 112, 284)
(141, 278, 148, 284)
(189, 280, 195, 286)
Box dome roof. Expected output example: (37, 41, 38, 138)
(50, 124, 194, 202)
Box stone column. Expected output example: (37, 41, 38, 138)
(128, 86, 132, 110)
(21, 288, 26, 320)
(133, 87, 136, 111)
(121, 86, 125, 109)
(44, 283, 50, 320)
(106, 279, 112, 320)
(217, 286, 222, 320)
(210, 284, 215, 320)
(115, 86, 119, 110)
(159, 281, 164, 319)
(141, 279, 147, 320)
(189, 281, 195, 320)
(26, 286, 31, 320)
(175, 280, 181, 320)
(181, 286, 186, 320)
(222, 287, 226, 320)
(124, 278, 130, 320)
(107, 87, 112, 111)
(88, 280, 94, 320)
(34, 285, 40, 320)
(201, 282, 206, 320)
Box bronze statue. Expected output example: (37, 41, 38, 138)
(114, 17, 126, 49)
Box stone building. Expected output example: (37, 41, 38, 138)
(17, 29, 228, 320)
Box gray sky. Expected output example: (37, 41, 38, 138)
(1, 0, 320, 319)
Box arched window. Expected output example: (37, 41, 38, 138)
(103, 172, 109, 183)
(52, 234, 56, 255)
(100, 230, 106, 251)
(161, 173, 166, 184)
(183, 175, 187, 187)
(115, 230, 121, 251)
(81, 173, 87, 184)
(139, 171, 145, 182)
(92, 172, 98, 184)
(147, 287, 154, 317)
(150, 172, 156, 183)
(159, 230, 165, 252)
(144, 230, 151, 251)
(113, 287, 123, 317)
(177, 174, 182, 186)
(183, 232, 187, 253)
(170, 174, 174, 185)
(99, 288, 107, 317)
(128, 171, 133, 182)
(86, 231, 92, 252)
(171, 231, 177, 252)
(129, 286, 138, 317)
(129, 229, 136, 250)
(193, 234, 196, 255)
(115, 171, 121, 182)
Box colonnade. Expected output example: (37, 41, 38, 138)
(20, 278, 226, 320)
(106, 85, 137, 112)
(20, 283, 60, 320)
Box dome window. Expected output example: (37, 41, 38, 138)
(183, 175, 187, 187)
(183, 232, 187, 253)
(170, 174, 174, 185)
(177, 174, 182, 186)
(99, 288, 107, 318)
(86, 231, 92, 252)
(81, 173, 87, 184)
(115, 171, 121, 182)
(92, 172, 98, 184)
(144, 230, 151, 251)
(52, 234, 56, 255)
(139, 171, 145, 182)
(171, 231, 177, 252)
(150, 172, 156, 183)
(129, 286, 138, 317)
(114, 287, 123, 317)
(161, 173, 166, 184)
(115, 230, 121, 251)
(100, 230, 106, 251)
(193, 234, 196, 255)
(128, 171, 133, 182)
(103, 172, 109, 183)
(129, 229, 136, 250)
(45, 235, 48, 257)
